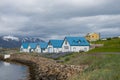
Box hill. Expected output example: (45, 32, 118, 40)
(89, 38, 120, 52)
(55, 38, 120, 80)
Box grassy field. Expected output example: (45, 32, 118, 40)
(89, 38, 120, 52)
(66, 53, 120, 80)
(56, 38, 120, 80)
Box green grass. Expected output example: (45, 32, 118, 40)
(56, 38, 120, 80)
(56, 52, 83, 63)
(89, 38, 120, 52)
(68, 54, 120, 80)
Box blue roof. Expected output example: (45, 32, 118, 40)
(29, 43, 37, 49)
(39, 42, 48, 49)
(21, 43, 29, 49)
(65, 37, 90, 46)
(49, 40, 64, 48)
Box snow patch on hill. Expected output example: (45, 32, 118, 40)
(2, 35, 19, 41)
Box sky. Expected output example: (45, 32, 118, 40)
(0, 0, 120, 40)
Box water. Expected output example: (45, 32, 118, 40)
(0, 61, 28, 80)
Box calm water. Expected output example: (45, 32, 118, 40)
(0, 61, 28, 80)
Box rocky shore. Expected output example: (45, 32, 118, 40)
(0, 53, 87, 80)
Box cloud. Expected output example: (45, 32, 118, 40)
(0, 15, 29, 35)
(0, 0, 120, 40)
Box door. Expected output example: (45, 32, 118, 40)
(73, 47, 76, 52)
(48, 47, 52, 53)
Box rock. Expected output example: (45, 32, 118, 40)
(2, 54, 86, 80)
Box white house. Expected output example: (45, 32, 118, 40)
(20, 36, 90, 53)
(20, 43, 29, 52)
(35, 44, 41, 53)
(20, 43, 37, 53)
(47, 40, 63, 53)
(35, 42, 48, 53)
(62, 37, 90, 52)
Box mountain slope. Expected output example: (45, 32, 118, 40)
(0, 35, 45, 48)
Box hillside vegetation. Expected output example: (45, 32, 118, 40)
(89, 38, 120, 52)
(57, 38, 120, 80)
(65, 53, 120, 80)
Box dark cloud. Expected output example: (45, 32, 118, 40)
(0, 0, 120, 40)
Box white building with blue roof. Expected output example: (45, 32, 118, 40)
(20, 42, 48, 53)
(47, 40, 64, 53)
(28, 43, 38, 52)
(35, 42, 48, 53)
(20, 36, 90, 53)
(20, 43, 38, 53)
(20, 43, 29, 52)
(62, 37, 90, 52)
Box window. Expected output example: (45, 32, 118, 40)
(73, 47, 76, 51)
(64, 46, 69, 49)
(84, 48, 87, 51)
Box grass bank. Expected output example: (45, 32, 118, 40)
(89, 38, 120, 52)
(56, 38, 120, 80)
(68, 53, 120, 80)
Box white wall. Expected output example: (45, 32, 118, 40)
(47, 45, 54, 53)
(20, 46, 29, 53)
(71, 46, 89, 52)
(47, 44, 63, 53)
(24, 45, 36, 53)
(27, 46, 31, 52)
(21, 49, 29, 52)
(35, 45, 41, 53)
(62, 39, 71, 52)
(53, 48, 62, 53)
(42, 48, 48, 53)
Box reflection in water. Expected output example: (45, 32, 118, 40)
(0, 61, 28, 80)
(3, 62, 10, 66)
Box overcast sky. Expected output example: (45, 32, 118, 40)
(0, 0, 120, 40)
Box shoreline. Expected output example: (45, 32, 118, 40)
(0, 56, 37, 80)
(0, 60, 30, 80)
(0, 54, 40, 80)
(0, 53, 85, 80)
